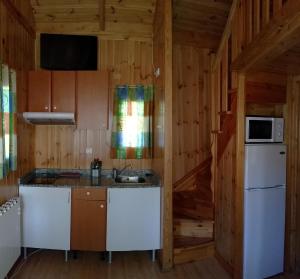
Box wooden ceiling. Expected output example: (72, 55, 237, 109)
(173, 0, 232, 43)
(30, 0, 232, 43)
(30, 0, 156, 41)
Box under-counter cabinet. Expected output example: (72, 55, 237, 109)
(28, 70, 75, 113)
(19, 187, 71, 259)
(107, 187, 161, 262)
(71, 188, 106, 251)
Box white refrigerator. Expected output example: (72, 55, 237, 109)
(243, 144, 286, 279)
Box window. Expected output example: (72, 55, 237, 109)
(0, 64, 17, 178)
(111, 85, 153, 159)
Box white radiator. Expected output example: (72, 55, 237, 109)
(0, 197, 21, 279)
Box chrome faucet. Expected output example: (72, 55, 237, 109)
(118, 164, 132, 176)
(112, 164, 132, 179)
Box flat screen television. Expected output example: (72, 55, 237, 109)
(40, 33, 98, 70)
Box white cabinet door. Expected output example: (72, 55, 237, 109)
(20, 186, 71, 250)
(107, 187, 161, 251)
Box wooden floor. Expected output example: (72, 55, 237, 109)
(11, 250, 300, 279)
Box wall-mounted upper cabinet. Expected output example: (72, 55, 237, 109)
(28, 71, 76, 113)
(52, 71, 76, 113)
(28, 71, 52, 112)
(77, 71, 109, 130)
(27, 70, 108, 127)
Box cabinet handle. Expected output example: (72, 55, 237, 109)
(86, 192, 90, 196)
(45, 106, 48, 110)
(100, 204, 104, 208)
(53, 106, 57, 110)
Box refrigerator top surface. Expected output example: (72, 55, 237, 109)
(244, 144, 286, 189)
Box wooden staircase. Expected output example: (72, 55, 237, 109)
(173, 157, 214, 264)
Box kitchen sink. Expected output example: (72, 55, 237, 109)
(28, 177, 57, 185)
(114, 175, 146, 184)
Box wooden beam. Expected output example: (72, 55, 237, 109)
(210, 52, 217, 204)
(173, 29, 220, 50)
(231, 1, 300, 72)
(1, 0, 35, 38)
(98, 0, 105, 31)
(212, 0, 240, 71)
(162, 0, 173, 270)
(234, 73, 245, 279)
(285, 75, 297, 272)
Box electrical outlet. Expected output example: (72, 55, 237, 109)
(86, 147, 93, 154)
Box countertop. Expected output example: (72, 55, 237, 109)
(19, 169, 160, 188)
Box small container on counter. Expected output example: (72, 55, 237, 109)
(91, 158, 102, 186)
(90, 158, 102, 178)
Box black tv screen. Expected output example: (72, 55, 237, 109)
(40, 33, 98, 70)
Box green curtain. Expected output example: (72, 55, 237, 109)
(0, 64, 17, 179)
(111, 85, 153, 159)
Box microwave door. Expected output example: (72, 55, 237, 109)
(246, 119, 274, 143)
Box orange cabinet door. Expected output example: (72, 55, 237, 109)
(52, 71, 76, 113)
(28, 71, 51, 112)
(71, 188, 107, 251)
(77, 71, 109, 129)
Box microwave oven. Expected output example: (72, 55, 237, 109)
(245, 116, 284, 143)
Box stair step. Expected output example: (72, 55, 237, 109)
(174, 218, 214, 238)
(174, 239, 214, 265)
(174, 207, 214, 221)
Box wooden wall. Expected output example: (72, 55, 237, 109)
(34, 39, 153, 170)
(0, 0, 35, 199)
(173, 45, 211, 183)
(153, 0, 173, 271)
(286, 75, 300, 272)
(246, 72, 287, 117)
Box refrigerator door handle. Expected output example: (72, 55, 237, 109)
(246, 185, 286, 191)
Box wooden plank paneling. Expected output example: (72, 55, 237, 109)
(273, 0, 283, 15)
(173, 0, 231, 40)
(246, 81, 286, 104)
(31, 0, 155, 41)
(173, 30, 220, 50)
(262, 0, 270, 27)
(34, 39, 153, 170)
(173, 45, 211, 183)
(0, 0, 35, 200)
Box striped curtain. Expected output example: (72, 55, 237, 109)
(0, 64, 17, 179)
(111, 85, 153, 159)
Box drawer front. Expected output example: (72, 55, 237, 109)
(72, 188, 106, 201)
